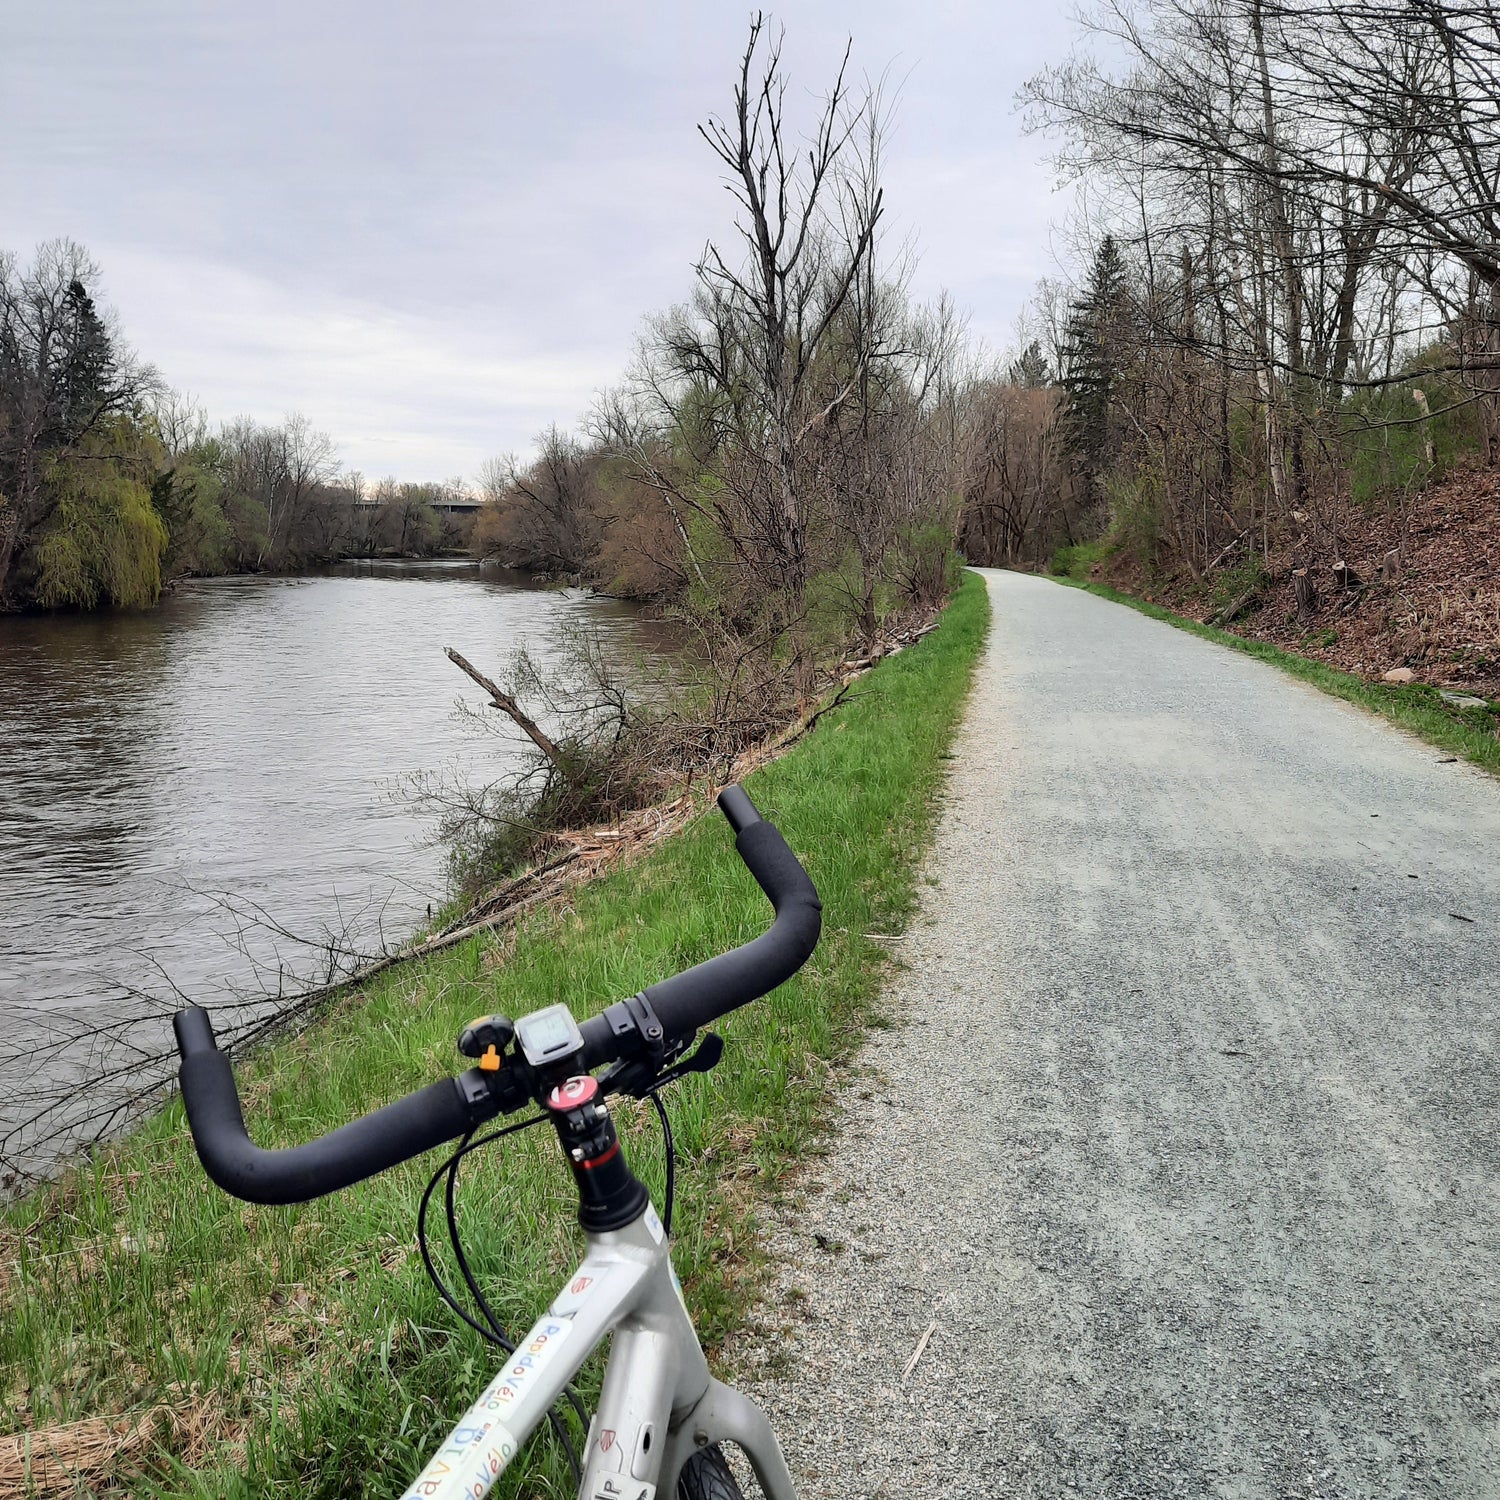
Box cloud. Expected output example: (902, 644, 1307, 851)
(2, 0, 1083, 481)
(95, 244, 619, 479)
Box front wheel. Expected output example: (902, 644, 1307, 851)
(676, 1444, 745, 1500)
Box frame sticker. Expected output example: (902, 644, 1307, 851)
(590, 1481, 656, 1500)
(480, 1316, 573, 1411)
(398, 1415, 518, 1500)
(550, 1265, 614, 1320)
(400, 1314, 575, 1499)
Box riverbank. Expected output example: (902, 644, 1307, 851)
(0, 573, 989, 1496)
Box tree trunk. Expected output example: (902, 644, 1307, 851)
(1293, 568, 1318, 622)
(444, 648, 566, 768)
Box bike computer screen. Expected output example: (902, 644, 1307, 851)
(514, 1004, 585, 1068)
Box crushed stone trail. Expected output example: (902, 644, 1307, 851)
(736, 568, 1500, 1499)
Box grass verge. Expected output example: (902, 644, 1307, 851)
(1, 571, 990, 1499)
(1050, 571, 1500, 778)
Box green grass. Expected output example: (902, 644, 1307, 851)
(1051, 573, 1500, 778)
(1, 572, 991, 1498)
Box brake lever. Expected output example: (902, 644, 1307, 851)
(653, 1031, 723, 1090)
(601, 1031, 725, 1098)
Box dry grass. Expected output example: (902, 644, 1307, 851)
(0, 1397, 229, 1499)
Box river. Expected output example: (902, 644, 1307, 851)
(0, 560, 665, 1187)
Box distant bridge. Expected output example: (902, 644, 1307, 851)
(352, 499, 483, 516)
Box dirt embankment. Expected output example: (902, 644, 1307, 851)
(1104, 470, 1500, 700)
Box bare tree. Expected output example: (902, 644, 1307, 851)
(1020, 0, 1499, 580)
(149, 388, 211, 458)
(217, 413, 340, 568)
(617, 14, 889, 659)
(474, 426, 602, 573)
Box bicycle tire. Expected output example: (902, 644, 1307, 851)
(676, 1444, 746, 1500)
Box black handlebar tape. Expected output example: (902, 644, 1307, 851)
(641, 818, 822, 1038)
(175, 783, 816, 1200)
(577, 791, 821, 1066)
(173, 1007, 471, 1205)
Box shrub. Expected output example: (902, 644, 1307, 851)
(1104, 468, 1167, 573)
(887, 522, 961, 612)
(1049, 537, 1111, 579)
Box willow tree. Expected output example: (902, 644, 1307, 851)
(0, 241, 161, 608)
(31, 423, 168, 609)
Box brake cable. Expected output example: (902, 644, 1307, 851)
(646, 1089, 677, 1237)
(416, 1115, 588, 1483)
(416, 1069, 690, 1482)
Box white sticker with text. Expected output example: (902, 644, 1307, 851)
(591, 1480, 656, 1500)
(398, 1414, 519, 1500)
(480, 1315, 573, 1411)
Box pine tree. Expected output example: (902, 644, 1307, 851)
(1006, 340, 1052, 389)
(56, 278, 118, 442)
(1061, 237, 1130, 494)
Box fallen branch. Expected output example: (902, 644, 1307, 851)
(1208, 584, 1259, 627)
(444, 647, 565, 768)
(1204, 528, 1252, 574)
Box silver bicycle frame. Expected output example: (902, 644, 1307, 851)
(397, 1200, 799, 1500)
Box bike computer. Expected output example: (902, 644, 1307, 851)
(513, 1003, 585, 1069)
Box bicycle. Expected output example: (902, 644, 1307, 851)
(173, 784, 821, 1500)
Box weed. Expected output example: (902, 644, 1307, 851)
(1210, 554, 1269, 617)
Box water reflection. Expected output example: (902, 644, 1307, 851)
(0, 562, 663, 1178)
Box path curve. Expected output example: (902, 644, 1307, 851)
(737, 568, 1500, 1499)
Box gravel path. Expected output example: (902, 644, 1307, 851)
(734, 568, 1500, 1499)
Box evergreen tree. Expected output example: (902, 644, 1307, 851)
(1061, 236, 1131, 493)
(1007, 339, 1052, 389)
(56, 278, 118, 442)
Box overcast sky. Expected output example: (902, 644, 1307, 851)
(3, 2, 1080, 482)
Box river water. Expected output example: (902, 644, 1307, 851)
(0, 561, 661, 1185)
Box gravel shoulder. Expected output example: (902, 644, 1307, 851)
(733, 568, 1500, 1499)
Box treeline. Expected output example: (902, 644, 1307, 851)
(0, 242, 470, 612)
(1015, 0, 1500, 582)
(475, 346, 1074, 604)
(151, 401, 475, 583)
